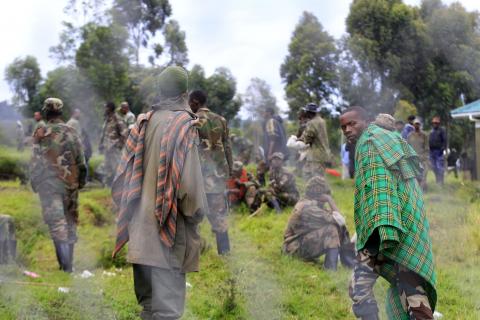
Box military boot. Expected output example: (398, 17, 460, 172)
(323, 248, 339, 271)
(69, 243, 75, 271)
(339, 244, 356, 269)
(215, 231, 230, 255)
(269, 199, 282, 213)
(54, 241, 72, 273)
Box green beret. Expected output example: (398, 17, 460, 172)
(156, 66, 189, 98)
(42, 98, 63, 112)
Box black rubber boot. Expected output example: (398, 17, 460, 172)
(215, 231, 230, 255)
(323, 248, 339, 271)
(54, 241, 72, 273)
(269, 199, 282, 214)
(69, 243, 75, 271)
(339, 244, 356, 269)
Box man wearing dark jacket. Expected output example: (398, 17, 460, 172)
(429, 116, 447, 185)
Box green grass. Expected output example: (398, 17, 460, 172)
(0, 170, 479, 319)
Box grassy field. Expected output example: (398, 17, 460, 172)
(0, 171, 479, 319)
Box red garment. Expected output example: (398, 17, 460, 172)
(227, 168, 249, 203)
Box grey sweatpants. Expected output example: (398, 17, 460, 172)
(133, 264, 186, 320)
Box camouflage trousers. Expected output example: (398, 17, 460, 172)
(264, 190, 299, 208)
(349, 250, 434, 320)
(206, 193, 228, 233)
(302, 161, 325, 180)
(39, 189, 79, 244)
(291, 225, 341, 261)
(104, 147, 122, 186)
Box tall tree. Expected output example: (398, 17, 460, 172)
(243, 77, 278, 118)
(162, 19, 189, 66)
(4, 56, 42, 110)
(205, 67, 241, 121)
(112, 0, 172, 65)
(50, 0, 108, 63)
(280, 11, 338, 118)
(75, 23, 130, 101)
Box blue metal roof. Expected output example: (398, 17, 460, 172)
(451, 99, 480, 118)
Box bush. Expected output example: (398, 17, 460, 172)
(0, 147, 30, 183)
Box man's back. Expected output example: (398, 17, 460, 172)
(196, 107, 232, 192)
(31, 120, 85, 192)
(127, 109, 206, 272)
(301, 115, 331, 163)
(407, 130, 429, 160)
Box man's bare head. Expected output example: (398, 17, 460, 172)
(340, 106, 369, 144)
(34, 111, 42, 122)
(120, 102, 129, 114)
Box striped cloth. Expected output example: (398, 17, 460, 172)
(354, 124, 437, 316)
(112, 110, 197, 258)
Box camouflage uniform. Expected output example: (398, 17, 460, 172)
(231, 135, 254, 164)
(349, 249, 434, 320)
(407, 130, 429, 189)
(300, 115, 331, 179)
(99, 113, 127, 186)
(227, 161, 261, 213)
(30, 98, 86, 272)
(264, 154, 299, 208)
(263, 115, 288, 163)
(282, 199, 342, 260)
(196, 107, 233, 234)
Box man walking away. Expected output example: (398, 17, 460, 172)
(30, 98, 86, 273)
(189, 89, 233, 255)
(112, 66, 207, 320)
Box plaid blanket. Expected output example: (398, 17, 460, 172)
(354, 124, 437, 315)
(112, 110, 197, 257)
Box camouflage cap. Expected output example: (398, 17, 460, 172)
(42, 98, 64, 112)
(156, 66, 188, 98)
(232, 161, 244, 172)
(305, 176, 331, 198)
(269, 152, 284, 161)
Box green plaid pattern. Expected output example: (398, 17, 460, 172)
(354, 124, 437, 314)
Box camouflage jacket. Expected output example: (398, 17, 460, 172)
(100, 113, 128, 151)
(196, 107, 233, 193)
(407, 130, 429, 162)
(263, 116, 288, 161)
(269, 167, 299, 197)
(300, 115, 331, 164)
(30, 119, 87, 193)
(231, 135, 253, 163)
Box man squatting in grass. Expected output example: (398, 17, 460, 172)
(112, 66, 207, 320)
(340, 106, 437, 320)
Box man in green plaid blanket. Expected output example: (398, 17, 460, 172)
(340, 107, 437, 320)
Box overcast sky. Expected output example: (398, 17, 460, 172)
(1, 0, 479, 114)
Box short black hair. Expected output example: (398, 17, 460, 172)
(342, 106, 369, 121)
(189, 90, 207, 105)
(265, 106, 276, 114)
(407, 115, 416, 122)
(45, 109, 63, 120)
(105, 101, 116, 112)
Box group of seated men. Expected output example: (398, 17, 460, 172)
(227, 141, 356, 271)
